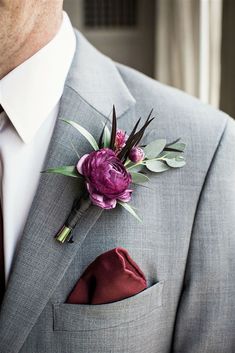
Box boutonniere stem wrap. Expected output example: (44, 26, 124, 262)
(43, 106, 186, 244)
(55, 196, 91, 243)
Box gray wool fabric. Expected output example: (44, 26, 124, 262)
(0, 30, 234, 353)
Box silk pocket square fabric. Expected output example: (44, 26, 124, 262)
(66, 247, 147, 305)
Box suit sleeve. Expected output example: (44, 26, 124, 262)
(172, 118, 235, 352)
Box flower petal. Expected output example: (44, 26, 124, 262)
(90, 193, 117, 209)
(118, 189, 132, 202)
(76, 154, 89, 175)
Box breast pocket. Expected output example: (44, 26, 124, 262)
(53, 281, 165, 353)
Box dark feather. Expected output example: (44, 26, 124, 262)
(117, 117, 141, 159)
(128, 117, 141, 141)
(98, 124, 107, 148)
(133, 117, 155, 147)
(118, 110, 155, 161)
(118, 117, 154, 161)
(122, 117, 155, 163)
(146, 108, 153, 122)
(166, 137, 181, 147)
(110, 105, 117, 150)
(164, 147, 184, 152)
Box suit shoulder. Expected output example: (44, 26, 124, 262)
(115, 62, 231, 136)
(115, 62, 235, 176)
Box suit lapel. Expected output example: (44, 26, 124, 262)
(0, 30, 135, 353)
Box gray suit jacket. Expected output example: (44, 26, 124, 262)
(0, 30, 234, 353)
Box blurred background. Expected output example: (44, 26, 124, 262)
(64, 0, 235, 118)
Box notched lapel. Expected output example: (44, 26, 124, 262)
(0, 90, 101, 353)
(0, 29, 136, 353)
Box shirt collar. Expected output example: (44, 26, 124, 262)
(0, 11, 76, 143)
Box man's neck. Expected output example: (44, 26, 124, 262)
(0, 12, 63, 80)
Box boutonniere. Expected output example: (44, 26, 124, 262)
(43, 106, 186, 244)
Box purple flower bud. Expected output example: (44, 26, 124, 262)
(115, 129, 128, 150)
(129, 147, 145, 163)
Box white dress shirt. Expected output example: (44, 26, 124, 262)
(0, 12, 76, 282)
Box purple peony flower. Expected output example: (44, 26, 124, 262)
(115, 129, 128, 151)
(77, 148, 132, 209)
(129, 147, 145, 163)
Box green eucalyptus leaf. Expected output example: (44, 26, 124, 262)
(130, 172, 150, 184)
(126, 162, 145, 172)
(61, 119, 99, 150)
(42, 166, 82, 178)
(118, 201, 142, 222)
(144, 139, 166, 159)
(130, 164, 145, 172)
(102, 125, 111, 147)
(167, 142, 186, 152)
(165, 156, 186, 168)
(161, 151, 182, 159)
(145, 160, 170, 173)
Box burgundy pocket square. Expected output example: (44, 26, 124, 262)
(66, 247, 147, 305)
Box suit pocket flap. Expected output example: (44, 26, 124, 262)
(53, 280, 164, 331)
